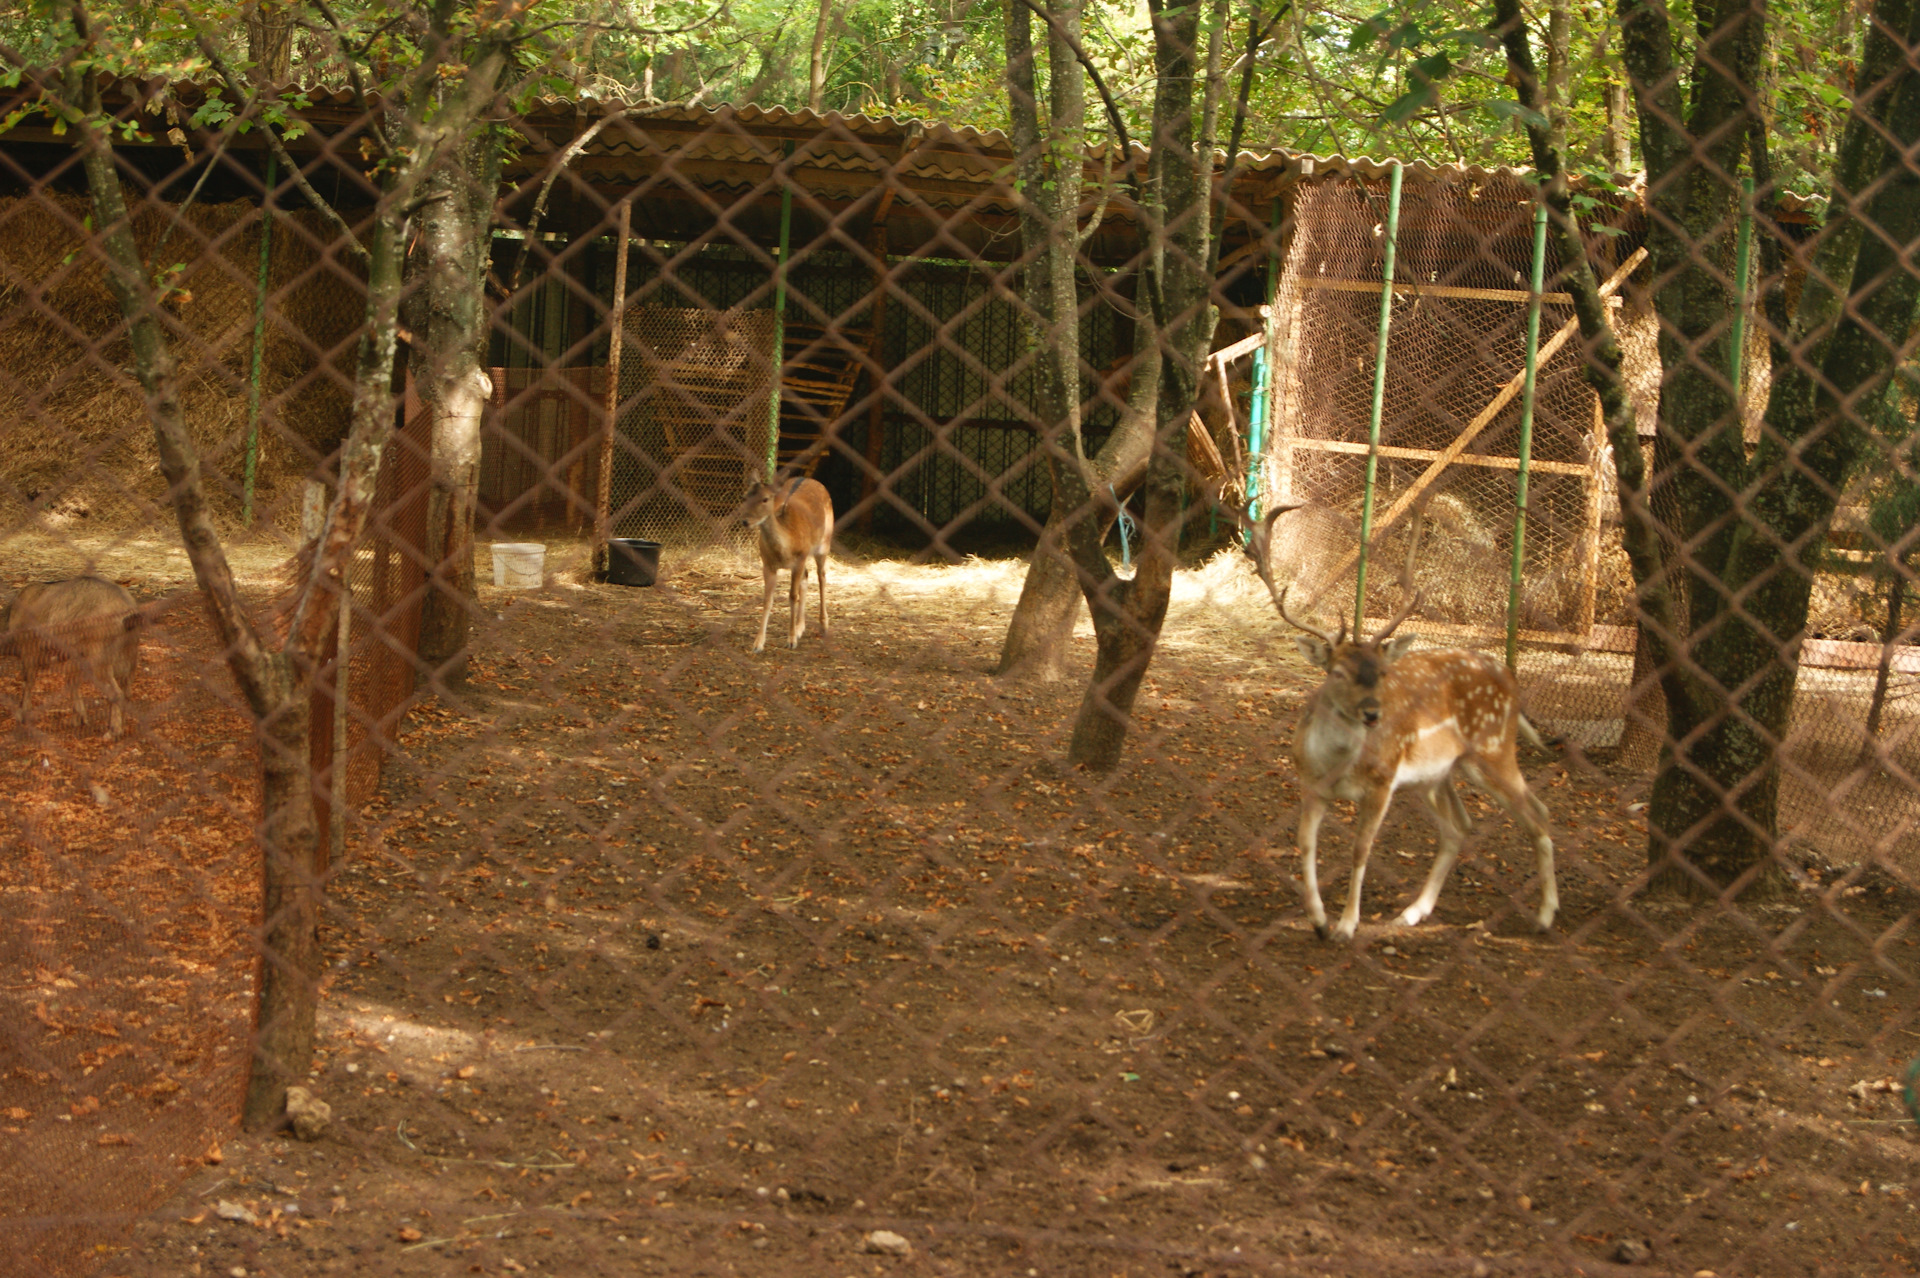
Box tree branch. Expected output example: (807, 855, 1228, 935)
(1207, 0, 1291, 280)
(193, 30, 371, 264)
(60, 8, 275, 707)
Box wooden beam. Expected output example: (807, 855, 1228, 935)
(1299, 276, 1627, 306)
(1209, 330, 1267, 368)
(1285, 436, 1591, 475)
(1303, 247, 1649, 608)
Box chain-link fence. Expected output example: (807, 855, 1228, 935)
(5, 30, 1920, 1278)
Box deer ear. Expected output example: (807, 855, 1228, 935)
(1293, 635, 1333, 669)
(1380, 632, 1419, 663)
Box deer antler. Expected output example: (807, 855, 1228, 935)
(1278, 585, 1345, 649)
(1369, 509, 1427, 642)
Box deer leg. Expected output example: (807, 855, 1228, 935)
(1296, 792, 1330, 938)
(1481, 760, 1559, 931)
(815, 551, 830, 639)
(1332, 789, 1394, 942)
(1401, 780, 1469, 927)
(752, 565, 779, 653)
(71, 661, 90, 728)
(789, 562, 807, 647)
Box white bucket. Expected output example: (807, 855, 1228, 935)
(491, 542, 546, 589)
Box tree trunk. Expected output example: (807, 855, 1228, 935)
(1616, 621, 1666, 769)
(244, 1, 295, 84)
(809, 0, 836, 111)
(412, 57, 508, 690)
(244, 670, 322, 1125)
(1064, 0, 1216, 771)
(61, 41, 416, 1129)
(1604, 79, 1632, 171)
(999, 0, 1088, 680)
(995, 315, 1159, 680)
(1641, 0, 1920, 893)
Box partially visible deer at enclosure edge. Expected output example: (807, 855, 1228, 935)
(744, 476, 834, 653)
(1, 576, 144, 738)
(1231, 500, 1559, 942)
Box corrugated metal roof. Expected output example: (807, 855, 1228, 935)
(12, 72, 1827, 225)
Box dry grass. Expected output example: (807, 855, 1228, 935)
(0, 193, 361, 535)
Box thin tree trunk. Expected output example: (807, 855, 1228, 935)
(809, 0, 836, 111)
(1604, 79, 1632, 171)
(1065, 0, 1216, 771)
(59, 37, 415, 1129)
(1000, 0, 1088, 682)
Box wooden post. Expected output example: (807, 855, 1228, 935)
(593, 199, 632, 577)
(1578, 394, 1605, 638)
(858, 184, 899, 532)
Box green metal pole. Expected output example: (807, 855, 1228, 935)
(1729, 174, 1753, 415)
(766, 141, 795, 479)
(1242, 197, 1284, 531)
(243, 149, 276, 526)
(1506, 200, 1550, 672)
(1353, 162, 1403, 634)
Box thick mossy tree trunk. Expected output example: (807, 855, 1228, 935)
(1498, 0, 1920, 894)
(413, 40, 510, 688)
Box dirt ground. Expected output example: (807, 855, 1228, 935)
(6, 532, 1920, 1278)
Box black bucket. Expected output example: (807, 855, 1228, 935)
(605, 539, 661, 587)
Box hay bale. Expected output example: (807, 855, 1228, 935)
(0, 192, 363, 535)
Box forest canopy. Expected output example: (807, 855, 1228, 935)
(0, 0, 1858, 195)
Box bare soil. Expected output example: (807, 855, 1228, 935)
(6, 534, 1920, 1278)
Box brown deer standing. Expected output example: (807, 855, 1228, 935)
(2, 576, 144, 738)
(744, 476, 834, 653)
(1233, 500, 1559, 941)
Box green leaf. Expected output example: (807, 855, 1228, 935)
(1430, 27, 1500, 50)
(1409, 51, 1453, 84)
(1383, 21, 1426, 52)
(1379, 84, 1437, 125)
(1347, 11, 1394, 51)
(1480, 99, 1550, 131)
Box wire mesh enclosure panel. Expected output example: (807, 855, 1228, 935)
(9, 33, 1920, 1278)
(1267, 174, 1608, 637)
(608, 307, 777, 544)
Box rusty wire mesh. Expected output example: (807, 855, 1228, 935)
(2, 61, 1919, 1278)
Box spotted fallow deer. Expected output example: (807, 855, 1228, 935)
(1232, 500, 1559, 941)
(744, 476, 834, 653)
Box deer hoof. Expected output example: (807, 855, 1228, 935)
(1311, 921, 1329, 941)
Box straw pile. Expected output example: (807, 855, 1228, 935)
(0, 191, 363, 536)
